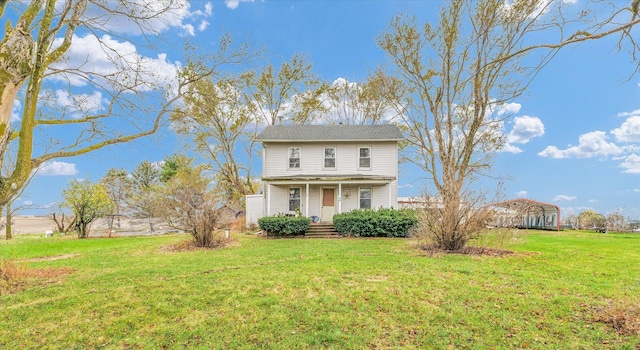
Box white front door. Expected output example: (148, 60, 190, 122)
(321, 188, 335, 222)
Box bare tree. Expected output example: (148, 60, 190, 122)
(100, 168, 131, 229)
(0, 1, 251, 208)
(172, 77, 257, 204)
(306, 70, 403, 125)
(578, 209, 606, 230)
(156, 160, 225, 248)
(173, 55, 321, 205)
(378, 0, 640, 250)
(562, 213, 579, 230)
(606, 209, 626, 232)
(127, 160, 160, 232)
(0, 143, 37, 239)
(50, 203, 76, 235)
(245, 54, 323, 126)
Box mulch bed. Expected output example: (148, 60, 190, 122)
(417, 244, 517, 257)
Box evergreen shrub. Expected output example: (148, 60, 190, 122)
(258, 215, 310, 236)
(333, 208, 417, 237)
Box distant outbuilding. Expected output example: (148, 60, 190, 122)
(491, 198, 560, 231)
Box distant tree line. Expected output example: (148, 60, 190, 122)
(562, 209, 639, 232)
(49, 154, 230, 247)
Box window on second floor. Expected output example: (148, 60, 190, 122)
(289, 147, 300, 169)
(359, 147, 371, 169)
(324, 147, 336, 168)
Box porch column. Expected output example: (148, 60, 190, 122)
(266, 182, 271, 217)
(305, 183, 309, 217)
(338, 183, 342, 214)
(388, 183, 391, 208)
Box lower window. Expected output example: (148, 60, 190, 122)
(359, 188, 371, 209)
(289, 187, 301, 211)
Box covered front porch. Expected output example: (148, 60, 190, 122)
(263, 175, 397, 222)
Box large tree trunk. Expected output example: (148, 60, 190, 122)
(5, 201, 12, 240)
(0, 23, 35, 167)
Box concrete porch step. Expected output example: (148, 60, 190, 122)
(305, 223, 340, 238)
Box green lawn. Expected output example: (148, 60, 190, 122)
(1, 230, 638, 349)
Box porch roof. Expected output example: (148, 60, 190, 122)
(262, 174, 395, 184)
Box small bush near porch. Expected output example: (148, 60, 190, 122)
(333, 208, 417, 237)
(258, 215, 311, 236)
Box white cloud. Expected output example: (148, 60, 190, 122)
(515, 190, 528, 197)
(553, 194, 577, 201)
(23, 200, 33, 206)
(182, 24, 195, 36)
(502, 0, 553, 19)
(225, 0, 255, 10)
(617, 109, 640, 118)
(501, 143, 523, 154)
(588, 199, 599, 203)
(620, 154, 640, 174)
(81, 0, 201, 36)
(507, 116, 545, 144)
(611, 116, 640, 143)
(53, 90, 106, 116)
(538, 131, 622, 158)
(539, 109, 640, 173)
(37, 161, 78, 176)
(496, 102, 522, 117)
(198, 20, 210, 32)
(190, 2, 213, 17)
(50, 34, 180, 94)
(497, 110, 544, 153)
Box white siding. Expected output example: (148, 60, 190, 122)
(260, 140, 400, 221)
(263, 141, 397, 177)
(387, 180, 398, 208)
(264, 182, 399, 219)
(266, 185, 315, 216)
(245, 194, 264, 227)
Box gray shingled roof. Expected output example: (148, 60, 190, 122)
(255, 125, 404, 142)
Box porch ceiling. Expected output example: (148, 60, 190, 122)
(262, 174, 395, 185)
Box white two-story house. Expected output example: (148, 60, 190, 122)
(245, 125, 404, 225)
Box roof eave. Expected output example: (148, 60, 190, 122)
(256, 138, 403, 142)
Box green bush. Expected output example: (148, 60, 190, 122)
(333, 208, 417, 238)
(258, 215, 311, 236)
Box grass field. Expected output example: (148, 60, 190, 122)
(0, 230, 639, 349)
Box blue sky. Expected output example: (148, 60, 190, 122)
(4, 0, 639, 220)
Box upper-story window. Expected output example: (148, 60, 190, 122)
(359, 147, 371, 169)
(324, 147, 336, 168)
(289, 147, 301, 169)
